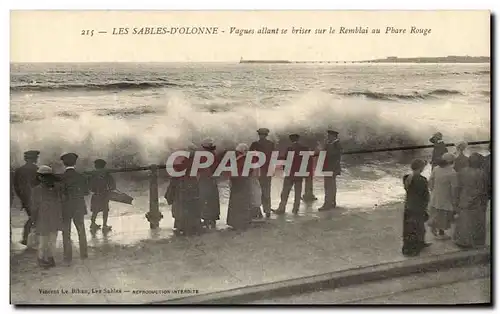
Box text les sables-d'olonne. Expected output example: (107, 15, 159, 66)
(81, 26, 432, 37)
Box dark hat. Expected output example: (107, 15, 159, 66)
(24, 150, 40, 158)
(429, 132, 443, 143)
(327, 130, 339, 135)
(60, 152, 79, 161)
(289, 133, 300, 141)
(257, 128, 270, 135)
(94, 159, 107, 167)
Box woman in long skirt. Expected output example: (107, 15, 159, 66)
(453, 153, 489, 248)
(166, 147, 202, 236)
(402, 159, 431, 257)
(428, 153, 458, 240)
(227, 144, 252, 230)
(199, 138, 221, 229)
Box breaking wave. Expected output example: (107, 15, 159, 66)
(341, 89, 463, 101)
(10, 90, 490, 175)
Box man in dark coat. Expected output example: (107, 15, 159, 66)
(249, 128, 275, 218)
(13, 150, 40, 245)
(274, 134, 310, 215)
(318, 130, 342, 211)
(302, 146, 318, 203)
(60, 152, 89, 263)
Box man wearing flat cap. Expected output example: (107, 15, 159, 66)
(60, 152, 89, 263)
(13, 150, 40, 245)
(250, 128, 275, 218)
(274, 133, 309, 215)
(317, 130, 342, 211)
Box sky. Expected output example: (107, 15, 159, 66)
(10, 10, 490, 62)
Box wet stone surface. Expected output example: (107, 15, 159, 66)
(10, 188, 491, 304)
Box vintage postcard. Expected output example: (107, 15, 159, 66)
(10, 10, 491, 305)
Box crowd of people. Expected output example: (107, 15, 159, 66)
(165, 128, 342, 235)
(12, 152, 116, 268)
(10, 128, 491, 269)
(401, 133, 491, 257)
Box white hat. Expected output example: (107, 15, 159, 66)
(37, 165, 53, 174)
(235, 143, 249, 153)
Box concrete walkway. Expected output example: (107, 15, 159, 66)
(10, 201, 491, 304)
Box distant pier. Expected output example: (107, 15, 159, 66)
(238, 56, 490, 64)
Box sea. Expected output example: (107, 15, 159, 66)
(9, 63, 491, 237)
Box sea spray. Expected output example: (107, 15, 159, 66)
(10, 90, 489, 174)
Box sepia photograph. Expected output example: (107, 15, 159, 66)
(9, 10, 491, 305)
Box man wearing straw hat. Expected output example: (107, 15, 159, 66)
(13, 150, 40, 245)
(249, 128, 275, 218)
(60, 152, 89, 263)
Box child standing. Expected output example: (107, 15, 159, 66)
(89, 159, 116, 232)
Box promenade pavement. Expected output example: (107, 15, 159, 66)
(10, 195, 490, 304)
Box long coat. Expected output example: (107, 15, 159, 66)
(165, 157, 202, 234)
(13, 163, 39, 210)
(322, 139, 342, 176)
(31, 183, 64, 236)
(227, 153, 252, 229)
(402, 174, 430, 255)
(167, 177, 202, 233)
(454, 167, 488, 247)
(428, 166, 458, 212)
(61, 168, 89, 219)
(198, 151, 220, 221)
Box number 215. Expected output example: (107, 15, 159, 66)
(81, 30, 94, 36)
